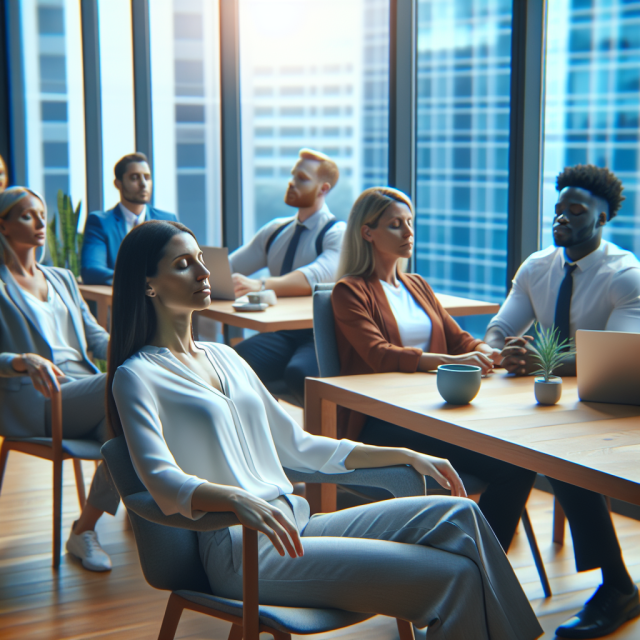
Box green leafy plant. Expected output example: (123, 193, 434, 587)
(47, 190, 83, 278)
(529, 323, 576, 382)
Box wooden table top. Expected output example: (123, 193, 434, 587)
(200, 292, 500, 332)
(305, 372, 640, 506)
(78, 284, 112, 298)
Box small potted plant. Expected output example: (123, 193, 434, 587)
(529, 324, 576, 405)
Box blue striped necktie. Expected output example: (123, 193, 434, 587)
(553, 262, 578, 345)
(280, 223, 306, 276)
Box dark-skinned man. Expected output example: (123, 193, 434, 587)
(229, 148, 344, 407)
(485, 165, 640, 639)
(80, 153, 178, 285)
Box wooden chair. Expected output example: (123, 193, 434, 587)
(0, 389, 103, 567)
(102, 436, 426, 640)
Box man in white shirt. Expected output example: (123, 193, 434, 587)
(80, 153, 178, 285)
(485, 165, 640, 639)
(229, 149, 345, 406)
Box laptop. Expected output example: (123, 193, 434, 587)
(576, 330, 640, 405)
(200, 247, 235, 301)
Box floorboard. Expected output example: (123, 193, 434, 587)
(1, 429, 639, 639)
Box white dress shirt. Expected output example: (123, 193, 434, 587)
(380, 279, 433, 351)
(120, 203, 146, 233)
(487, 240, 640, 338)
(113, 342, 356, 520)
(21, 283, 84, 365)
(228, 204, 346, 287)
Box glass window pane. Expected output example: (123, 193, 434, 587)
(17, 0, 86, 219)
(541, 0, 640, 255)
(98, 0, 136, 208)
(149, 0, 222, 246)
(239, 0, 389, 239)
(415, 0, 512, 334)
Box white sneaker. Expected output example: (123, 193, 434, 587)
(66, 527, 112, 572)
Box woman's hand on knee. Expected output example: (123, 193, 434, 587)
(409, 453, 468, 498)
(12, 353, 65, 398)
(232, 492, 304, 559)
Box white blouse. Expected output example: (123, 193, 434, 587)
(380, 279, 433, 351)
(21, 282, 84, 365)
(113, 343, 356, 520)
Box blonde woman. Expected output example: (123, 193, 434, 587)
(331, 187, 536, 552)
(0, 187, 118, 571)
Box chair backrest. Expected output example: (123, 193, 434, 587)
(101, 437, 211, 593)
(312, 285, 341, 378)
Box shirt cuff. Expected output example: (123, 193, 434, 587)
(0, 353, 21, 377)
(178, 476, 208, 520)
(317, 438, 358, 474)
(296, 265, 319, 288)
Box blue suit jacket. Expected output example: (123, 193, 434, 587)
(80, 204, 178, 285)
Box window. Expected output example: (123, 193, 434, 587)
(239, 0, 389, 238)
(541, 0, 640, 254)
(98, 0, 136, 207)
(16, 0, 86, 223)
(415, 0, 513, 332)
(149, 0, 222, 246)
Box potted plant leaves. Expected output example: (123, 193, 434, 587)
(47, 190, 83, 279)
(529, 324, 576, 405)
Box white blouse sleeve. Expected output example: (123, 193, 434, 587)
(113, 365, 207, 520)
(229, 348, 357, 473)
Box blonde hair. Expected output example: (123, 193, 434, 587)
(0, 187, 47, 266)
(298, 148, 340, 189)
(337, 187, 413, 280)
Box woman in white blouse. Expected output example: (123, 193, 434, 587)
(107, 220, 542, 640)
(0, 187, 119, 571)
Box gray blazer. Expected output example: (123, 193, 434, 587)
(0, 264, 109, 437)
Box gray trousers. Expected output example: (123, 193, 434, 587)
(44, 366, 119, 516)
(199, 495, 542, 640)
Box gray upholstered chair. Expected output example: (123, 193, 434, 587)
(101, 436, 425, 640)
(0, 390, 102, 567)
(312, 285, 552, 597)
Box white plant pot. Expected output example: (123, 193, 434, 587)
(534, 376, 562, 405)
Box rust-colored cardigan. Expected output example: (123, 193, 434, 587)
(331, 271, 483, 440)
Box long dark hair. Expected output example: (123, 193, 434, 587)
(106, 220, 197, 436)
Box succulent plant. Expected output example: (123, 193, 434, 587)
(529, 323, 576, 382)
(47, 190, 83, 278)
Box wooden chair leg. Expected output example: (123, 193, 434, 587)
(227, 624, 243, 640)
(0, 441, 10, 494)
(73, 459, 87, 508)
(158, 593, 185, 640)
(521, 508, 552, 598)
(397, 619, 415, 640)
(553, 496, 566, 546)
(52, 458, 63, 569)
(605, 496, 612, 512)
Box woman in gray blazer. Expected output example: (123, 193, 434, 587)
(0, 187, 119, 572)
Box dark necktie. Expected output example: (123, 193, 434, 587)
(553, 262, 578, 345)
(280, 223, 306, 276)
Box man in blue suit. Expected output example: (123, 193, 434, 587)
(80, 153, 178, 285)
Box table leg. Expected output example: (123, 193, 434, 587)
(97, 299, 108, 330)
(305, 390, 338, 514)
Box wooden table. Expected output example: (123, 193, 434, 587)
(78, 284, 112, 330)
(305, 373, 640, 513)
(200, 293, 500, 333)
(77, 285, 500, 334)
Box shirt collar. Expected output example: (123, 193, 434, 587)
(562, 240, 606, 273)
(119, 202, 146, 226)
(295, 202, 331, 230)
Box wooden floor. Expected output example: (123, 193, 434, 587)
(1, 429, 639, 639)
